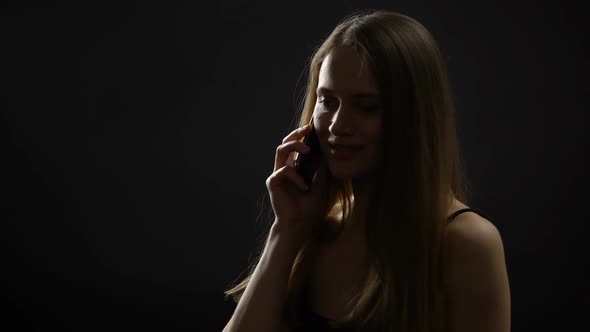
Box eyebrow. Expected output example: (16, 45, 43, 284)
(317, 87, 380, 99)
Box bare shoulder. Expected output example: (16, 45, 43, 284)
(445, 210, 504, 253)
(442, 209, 511, 331)
(443, 209, 507, 283)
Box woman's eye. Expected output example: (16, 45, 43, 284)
(318, 98, 380, 112)
(318, 98, 335, 108)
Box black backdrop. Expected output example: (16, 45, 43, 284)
(3, 1, 588, 331)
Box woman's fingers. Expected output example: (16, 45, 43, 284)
(274, 127, 313, 171)
(282, 124, 312, 144)
(267, 165, 309, 192)
(286, 152, 296, 168)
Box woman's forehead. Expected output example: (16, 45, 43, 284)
(318, 47, 378, 97)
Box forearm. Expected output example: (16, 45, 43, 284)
(223, 222, 303, 332)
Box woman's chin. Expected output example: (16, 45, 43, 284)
(327, 160, 376, 181)
(327, 162, 358, 179)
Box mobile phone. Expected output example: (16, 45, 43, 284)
(294, 118, 322, 189)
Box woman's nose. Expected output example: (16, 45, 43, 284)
(328, 105, 355, 136)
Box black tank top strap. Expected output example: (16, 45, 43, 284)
(447, 207, 491, 223)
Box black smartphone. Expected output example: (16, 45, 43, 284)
(294, 118, 322, 189)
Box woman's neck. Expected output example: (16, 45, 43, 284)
(346, 174, 376, 229)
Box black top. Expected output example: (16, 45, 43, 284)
(446, 207, 490, 223)
(291, 207, 490, 332)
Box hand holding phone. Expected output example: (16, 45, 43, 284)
(266, 119, 330, 244)
(294, 119, 322, 189)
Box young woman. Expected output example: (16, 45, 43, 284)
(223, 10, 511, 332)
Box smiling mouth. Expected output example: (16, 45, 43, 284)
(329, 142, 364, 150)
(329, 145, 363, 159)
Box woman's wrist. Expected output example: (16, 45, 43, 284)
(269, 219, 309, 256)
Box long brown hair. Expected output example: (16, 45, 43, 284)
(224, 9, 469, 332)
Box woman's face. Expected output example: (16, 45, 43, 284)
(314, 46, 382, 180)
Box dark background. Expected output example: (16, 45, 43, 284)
(3, 0, 588, 331)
